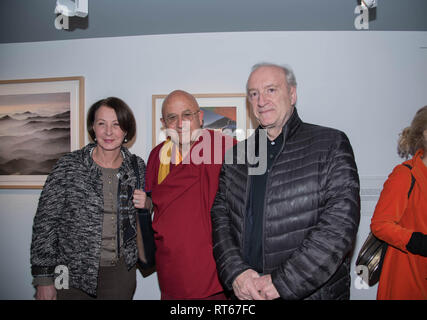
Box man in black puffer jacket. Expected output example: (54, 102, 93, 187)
(211, 63, 360, 300)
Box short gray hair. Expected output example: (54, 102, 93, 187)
(246, 62, 297, 92)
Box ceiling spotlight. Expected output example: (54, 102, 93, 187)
(361, 0, 377, 9)
(55, 0, 88, 18)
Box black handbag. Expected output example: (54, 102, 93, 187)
(356, 164, 415, 286)
(131, 155, 156, 271)
(355, 232, 388, 286)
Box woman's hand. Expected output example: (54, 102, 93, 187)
(35, 285, 57, 300)
(133, 189, 147, 209)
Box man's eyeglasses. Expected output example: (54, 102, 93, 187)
(164, 110, 200, 125)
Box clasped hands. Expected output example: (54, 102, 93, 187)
(232, 269, 280, 300)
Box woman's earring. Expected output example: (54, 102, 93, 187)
(94, 137, 97, 142)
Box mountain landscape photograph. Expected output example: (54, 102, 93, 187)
(0, 92, 71, 175)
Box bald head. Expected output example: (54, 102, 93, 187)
(162, 90, 199, 118)
(161, 90, 204, 147)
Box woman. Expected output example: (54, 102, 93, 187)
(371, 105, 427, 300)
(30, 97, 148, 300)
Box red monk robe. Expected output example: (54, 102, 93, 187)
(145, 129, 236, 299)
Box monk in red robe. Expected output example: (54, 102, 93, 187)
(145, 90, 236, 299)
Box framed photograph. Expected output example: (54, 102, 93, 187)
(152, 93, 251, 147)
(0, 77, 84, 189)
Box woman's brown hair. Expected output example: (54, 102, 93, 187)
(87, 97, 136, 143)
(397, 105, 427, 158)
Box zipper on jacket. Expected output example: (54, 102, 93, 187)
(242, 165, 251, 252)
(261, 172, 270, 273)
(261, 132, 287, 273)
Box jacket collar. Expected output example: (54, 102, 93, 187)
(281, 107, 302, 142)
(252, 107, 302, 152)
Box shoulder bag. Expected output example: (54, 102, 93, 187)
(356, 164, 415, 286)
(131, 155, 156, 271)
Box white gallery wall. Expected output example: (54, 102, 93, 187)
(0, 31, 426, 300)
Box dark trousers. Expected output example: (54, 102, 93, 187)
(57, 257, 137, 300)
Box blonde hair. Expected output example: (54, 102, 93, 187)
(397, 105, 427, 158)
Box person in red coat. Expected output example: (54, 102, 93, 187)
(144, 90, 235, 299)
(371, 105, 427, 300)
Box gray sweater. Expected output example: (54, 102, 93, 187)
(30, 143, 145, 296)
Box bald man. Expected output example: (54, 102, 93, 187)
(145, 90, 235, 299)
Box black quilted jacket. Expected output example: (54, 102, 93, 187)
(211, 109, 360, 300)
(30, 143, 145, 296)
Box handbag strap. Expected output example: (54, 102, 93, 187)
(402, 164, 416, 199)
(131, 154, 142, 190)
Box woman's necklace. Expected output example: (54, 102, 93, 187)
(92, 147, 123, 169)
